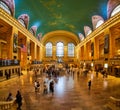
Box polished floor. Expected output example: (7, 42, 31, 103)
(0, 70, 120, 110)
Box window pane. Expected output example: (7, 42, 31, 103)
(18, 19, 26, 27)
(111, 5, 120, 17)
(56, 42, 64, 57)
(0, 1, 11, 15)
(29, 29, 34, 35)
(96, 20, 104, 28)
(68, 43, 75, 57)
(87, 30, 92, 36)
(46, 42, 52, 57)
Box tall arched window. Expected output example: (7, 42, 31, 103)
(87, 30, 92, 36)
(18, 19, 26, 27)
(46, 42, 52, 57)
(0, 1, 11, 15)
(56, 42, 64, 57)
(111, 5, 120, 17)
(29, 29, 34, 35)
(68, 43, 75, 57)
(96, 20, 104, 28)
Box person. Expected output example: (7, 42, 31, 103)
(37, 81, 40, 92)
(43, 81, 48, 94)
(34, 80, 37, 92)
(96, 70, 99, 78)
(49, 81, 54, 95)
(102, 69, 106, 78)
(16, 90, 22, 110)
(34, 70, 37, 79)
(5, 70, 9, 80)
(77, 70, 80, 76)
(6, 92, 13, 101)
(88, 79, 91, 90)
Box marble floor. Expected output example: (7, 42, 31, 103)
(0, 70, 120, 110)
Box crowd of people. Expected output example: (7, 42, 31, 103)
(33, 65, 61, 96)
(33, 64, 110, 95)
(34, 76, 55, 96)
(4, 64, 109, 110)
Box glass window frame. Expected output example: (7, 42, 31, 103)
(56, 42, 64, 57)
(68, 43, 75, 57)
(18, 19, 26, 27)
(45, 42, 52, 57)
(0, 1, 11, 15)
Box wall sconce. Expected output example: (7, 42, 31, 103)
(117, 49, 120, 55)
(84, 62, 86, 66)
(104, 63, 108, 69)
(91, 62, 94, 67)
(112, 61, 114, 65)
(29, 56, 31, 60)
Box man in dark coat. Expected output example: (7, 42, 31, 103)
(16, 90, 22, 110)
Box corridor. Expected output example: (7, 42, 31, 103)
(0, 70, 120, 110)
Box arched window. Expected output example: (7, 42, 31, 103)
(68, 43, 75, 57)
(96, 20, 104, 28)
(46, 42, 52, 57)
(29, 29, 34, 35)
(18, 19, 26, 27)
(86, 30, 92, 36)
(111, 5, 120, 17)
(0, 1, 11, 15)
(56, 42, 64, 57)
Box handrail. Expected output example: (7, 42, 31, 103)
(110, 96, 120, 102)
(110, 96, 120, 107)
(0, 99, 16, 110)
(107, 96, 120, 110)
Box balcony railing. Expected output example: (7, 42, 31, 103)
(0, 59, 20, 67)
(31, 60, 42, 64)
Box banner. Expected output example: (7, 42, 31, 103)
(91, 42, 94, 56)
(104, 34, 109, 54)
(13, 33, 18, 53)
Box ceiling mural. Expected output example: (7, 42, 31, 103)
(14, 0, 108, 37)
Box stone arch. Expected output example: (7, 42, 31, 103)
(0, 0, 15, 16)
(18, 14, 29, 29)
(107, 0, 120, 18)
(29, 26, 38, 36)
(92, 15, 104, 30)
(84, 26, 92, 37)
(41, 30, 80, 46)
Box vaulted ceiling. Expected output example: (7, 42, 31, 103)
(15, 0, 108, 37)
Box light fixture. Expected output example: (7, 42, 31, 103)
(84, 62, 86, 66)
(91, 62, 94, 67)
(104, 63, 108, 68)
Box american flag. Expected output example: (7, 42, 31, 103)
(21, 44, 27, 52)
